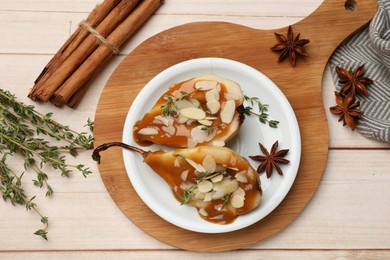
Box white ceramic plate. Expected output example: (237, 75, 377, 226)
(122, 58, 301, 233)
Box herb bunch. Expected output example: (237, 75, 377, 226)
(0, 89, 93, 240)
(243, 95, 279, 128)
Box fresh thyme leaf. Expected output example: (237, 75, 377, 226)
(223, 193, 231, 205)
(0, 88, 94, 240)
(160, 91, 189, 117)
(201, 123, 223, 136)
(34, 229, 48, 241)
(243, 95, 279, 128)
(181, 185, 197, 205)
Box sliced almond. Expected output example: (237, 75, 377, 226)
(194, 191, 206, 200)
(203, 191, 214, 202)
(138, 127, 158, 135)
(186, 158, 206, 172)
(198, 180, 213, 193)
(207, 100, 220, 114)
(212, 140, 225, 147)
(162, 125, 175, 136)
(181, 170, 189, 181)
(210, 215, 224, 220)
(202, 155, 216, 173)
(214, 204, 223, 211)
(211, 174, 223, 183)
(230, 195, 245, 208)
(175, 125, 190, 137)
(199, 208, 208, 217)
(222, 179, 239, 193)
(180, 107, 206, 120)
(177, 114, 188, 124)
(189, 98, 201, 108)
(215, 165, 227, 172)
(212, 190, 226, 200)
(227, 166, 239, 171)
(213, 178, 238, 194)
(220, 100, 236, 124)
(235, 170, 248, 183)
(176, 99, 195, 110)
(198, 119, 213, 126)
(174, 158, 180, 168)
(154, 115, 170, 126)
(187, 138, 198, 148)
(195, 80, 218, 91)
(190, 125, 216, 143)
(205, 87, 220, 102)
(205, 116, 218, 120)
(233, 187, 245, 198)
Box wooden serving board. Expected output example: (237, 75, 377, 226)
(94, 0, 376, 252)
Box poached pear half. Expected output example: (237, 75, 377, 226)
(133, 74, 245, 148)
(93, 143, 262, 225)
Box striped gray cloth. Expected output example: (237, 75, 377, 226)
(329, 0, 390, 142)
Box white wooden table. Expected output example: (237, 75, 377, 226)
(1, 0, 389, 259)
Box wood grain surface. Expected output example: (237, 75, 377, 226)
(93, 0, 376, 252)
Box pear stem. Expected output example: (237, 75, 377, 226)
(92, 142, 148, 164)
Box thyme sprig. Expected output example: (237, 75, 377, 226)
(0, 89, 93, 240)
(243, 95, 279, 128)
(200, 123, 223, 136)
(160, 91, 189, 117)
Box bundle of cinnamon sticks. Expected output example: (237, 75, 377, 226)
(28, 0, 163, 108)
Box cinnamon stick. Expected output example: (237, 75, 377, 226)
(52, 0, 163, 107)
(31, 0, 121, 94)
(28, 0, 141, 102)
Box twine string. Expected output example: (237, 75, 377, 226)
(79, 21, 120, 54)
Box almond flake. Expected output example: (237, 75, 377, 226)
(233, 187, 245, 198)
(198, 119, 213, 126)
(205, 87, 220, 102)
(212, 190, 226, 200)
(162, 125, 175, 136)
(154, 115, 169, 126)
(230, 195, 245, 208)
(215, 165, 227, 172)
(176, 99, 195, 110)
(138, 127, 158, 135)
(181, 170, 189, 181)
(198, 180, 213, 193)
(186, 158, 206, 172)
(195, 80, 218, 91)
(189, 98, 201, 108)
(207, 100, 220, 114)
(235, 170, 248, 183)
(180, 107, 206, 120)
(190, 125, 216, 143)
(187, 138, 198, 148)
(199, 208, 208, 217)
(211, 174, 223, 183)
(220, 100, 236, 124)
(212, 140, 225, 147)
(203, 192, 214, 202)
(194, 191, 206, 200)
(202, 155, 216, 173)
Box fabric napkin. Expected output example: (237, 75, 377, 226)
(329, 0, 390, 142)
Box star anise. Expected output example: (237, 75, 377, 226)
(329, 91, 363, 130)
(336, 64, 373, 97)
(270, 25, 310, 66)
(249, 141, 290, 178)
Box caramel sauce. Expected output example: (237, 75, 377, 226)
(133, 77, 235, 147)
(144, 147, 262, 225)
